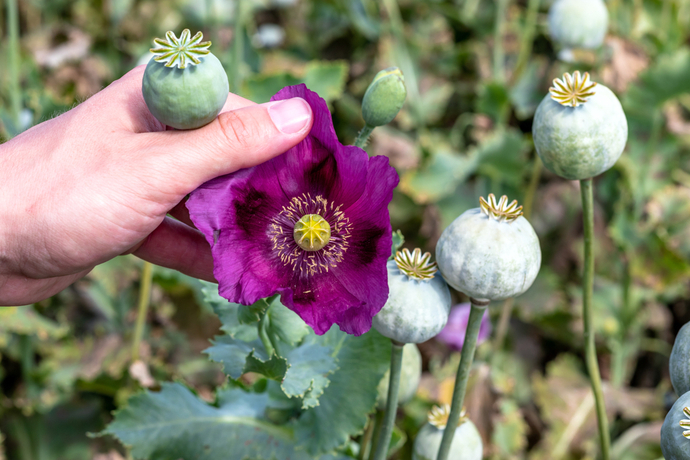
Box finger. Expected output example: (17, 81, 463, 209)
(0, 269, 92, 306)
(98, 65, 256, 133)
(137, 97, 313, 196)
(132, 216, 215, 282)
(168, 198, 195, 228)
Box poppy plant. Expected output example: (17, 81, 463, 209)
(186, 84, 399, 336)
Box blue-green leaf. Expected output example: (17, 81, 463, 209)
(102, 382, 352, 460)
(205, 336, 288, 381)
(293, 328, 391, 455)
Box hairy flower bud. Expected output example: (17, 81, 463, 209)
(361, 67, 407, 127)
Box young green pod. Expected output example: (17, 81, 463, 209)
(532, 71, 627, 180)
(361, 67, 406, 127)
(435, 194, 541, 302)
(661, 391, 690, 460)
(412, 405, 482, 460)
(142, 30, 229, 130)
(372, 248, 451, 344)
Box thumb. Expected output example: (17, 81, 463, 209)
(139, 97, 313, 194)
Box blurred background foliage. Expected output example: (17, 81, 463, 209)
(3, 0, 690, 458)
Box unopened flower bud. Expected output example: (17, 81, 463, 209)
(361, 67, 406, 127)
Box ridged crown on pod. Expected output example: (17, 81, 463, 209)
(428, 404, 468, 430)
(549, 71, 596, 108)
(151, 29, 211, 69)
(479, 193, 523, 223)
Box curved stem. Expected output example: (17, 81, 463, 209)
(131, 261, 154, 362)
(436, 299, 488, 460)
(354, 124, 375, 149)
(580, 178, 611, 460)
(358, 415, 375, 460)
(371, 341, 404, 460)
(258, 312, 275, 357)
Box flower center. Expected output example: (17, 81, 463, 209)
(293, 214, 331, 251)
(549, 71, 597, 108)
(268, 193, 352, 276)
(479, 193, 523, 223)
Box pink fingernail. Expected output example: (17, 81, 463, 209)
(268, 98, 312, 134)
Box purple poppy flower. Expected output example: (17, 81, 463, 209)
(436, 303, 492, 350)
(186, 84, 399, 336)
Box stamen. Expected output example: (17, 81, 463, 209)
(268, 193, 352, 276)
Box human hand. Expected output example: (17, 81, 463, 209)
(0, 65, 314, 305)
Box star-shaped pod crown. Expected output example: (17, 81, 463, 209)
(549, 71, 597, 107)
(479, 194, 523, 223)
(395, 248, 438, 281)
(680, 406, 690, 439)
(151, 29, 211, 69)
(428, 404, 468, 429)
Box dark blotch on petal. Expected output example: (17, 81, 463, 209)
(351, 226, 386, 266)
(233, 187, 269, 236)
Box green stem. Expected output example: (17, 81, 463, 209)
(580, 178, 611, 460)
(371, 341, 404, 460)
(230, 0, 244, 93)
(354, 124, 375, 149)
(492, 0, 510, 82)
(367, 410, 385, 460)
(436, 299, 489, 460)
(511, 0, 541, 83)
(6, 0, 21, 131)
(258, 312, 275, 357)
(359, 414, 375, 460)
(523, 156, 542, 220)
(131, 261, 154, 362)
(611, 254, 632, 388)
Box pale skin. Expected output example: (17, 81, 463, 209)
(0, 65, 314, 306)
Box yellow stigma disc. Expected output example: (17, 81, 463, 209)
(293, 214, 331, 251)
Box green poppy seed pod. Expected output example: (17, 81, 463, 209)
(661, 391, 690, 459)
(532, 71, 627, 180)
(670, 322, 690, 395)
(361, 67, 406, 127)
(548, 0, 608, 50)
(372, 248, 451, 344)
(412, 406, 482, 460)
(376, 343, 422, 409)
(436, 194, 541, 302)
(142, 30, 229, 130)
